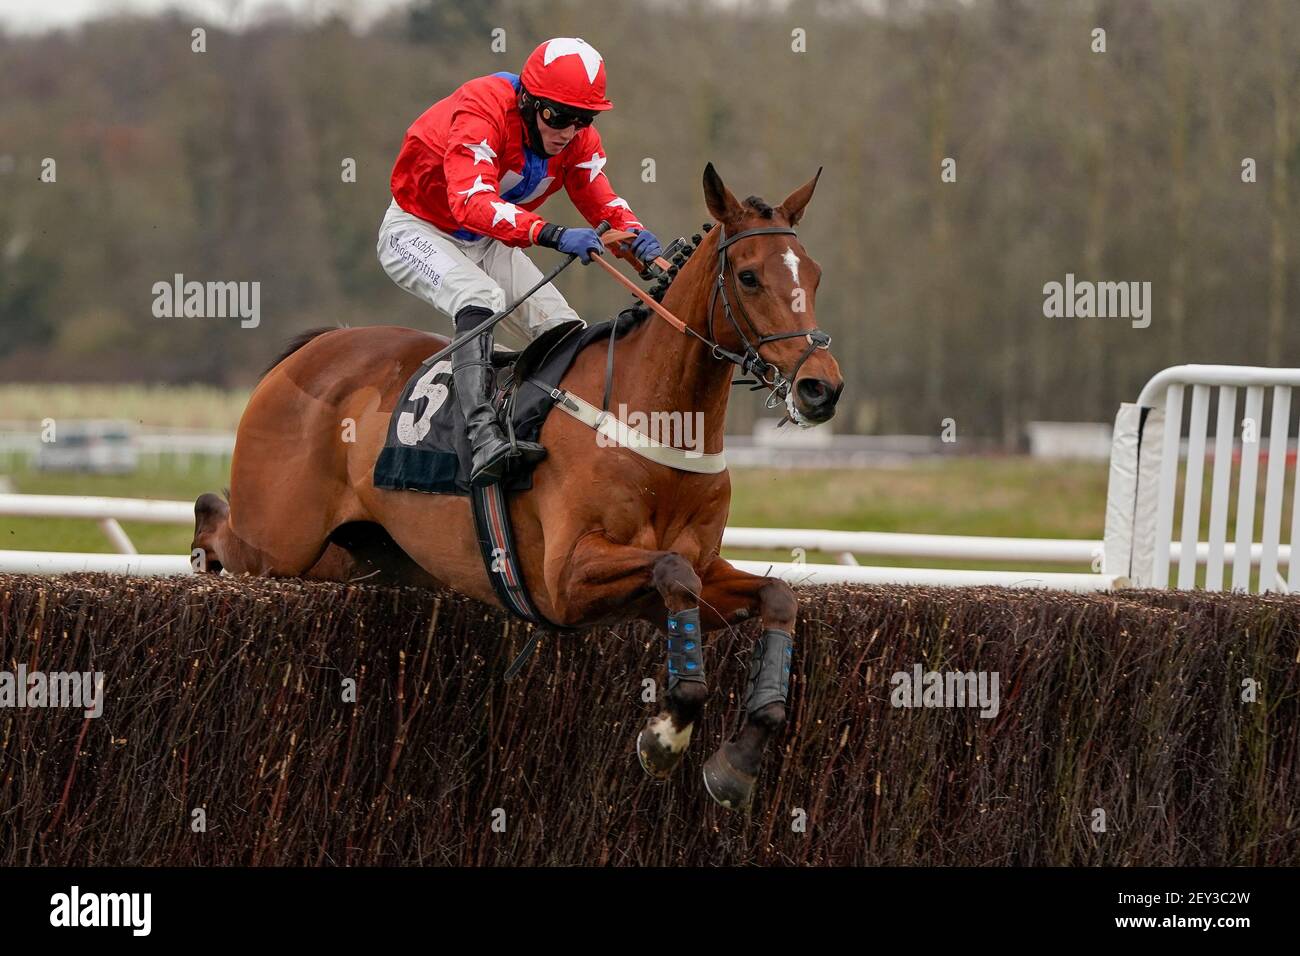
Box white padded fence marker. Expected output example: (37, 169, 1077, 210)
(1112, 366, 1300, 595)
(1102, 403, 1142, 578)
(1130, 407, 1165, 587)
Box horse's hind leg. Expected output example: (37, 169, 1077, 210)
(191, 491, 330, 577)
(693, 558, 798, 810)
(192, 492, 230, 573)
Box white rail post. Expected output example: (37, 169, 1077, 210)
(1205, 386, 1236, 591)
(1232, 386, 1265, 591)
(97, 518, 138, 555)
(1260, 386, 1292, 592)
(1176, 385, 1210, 589)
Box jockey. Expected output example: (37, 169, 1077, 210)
(378, 36, 661, 487)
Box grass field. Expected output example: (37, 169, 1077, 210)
(0, 384, 249, 430)
(1, 456, 1113, 573)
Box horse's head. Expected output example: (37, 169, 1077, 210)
(700, 162, 843, 426)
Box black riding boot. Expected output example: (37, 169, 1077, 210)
(453, 306, 546, 487)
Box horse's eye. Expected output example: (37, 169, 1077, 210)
(738, 270, 759, 289)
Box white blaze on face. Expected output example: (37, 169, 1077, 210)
(782, 246, 801, 286)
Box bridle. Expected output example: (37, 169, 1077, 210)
(586, 222, 834, 420)
(698, 225, 832, 410)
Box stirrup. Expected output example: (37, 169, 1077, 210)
(469, 430, 515, 487)
(512, 440, 547, 465)
(469, 439, 548, 486)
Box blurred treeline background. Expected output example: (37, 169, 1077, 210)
(2, 0, 1299, 441)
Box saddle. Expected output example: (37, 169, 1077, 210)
(373, 308, 643, 497)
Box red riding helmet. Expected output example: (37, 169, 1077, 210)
(520, 37, 614, 111)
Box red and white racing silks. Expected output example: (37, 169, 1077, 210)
(389, 72, 644, 248)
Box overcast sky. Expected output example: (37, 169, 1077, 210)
(0, 0, 830, 33)
(0, 0, 399, 33)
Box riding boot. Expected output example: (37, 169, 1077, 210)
(453, 306, 546, 487)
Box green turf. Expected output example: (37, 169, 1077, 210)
(723, 458, 1110, 572)
(0, 384, 248, 430)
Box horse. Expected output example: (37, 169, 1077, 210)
(192, 162, 844, 809)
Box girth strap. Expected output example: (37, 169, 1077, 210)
(470, 480, 558, 681)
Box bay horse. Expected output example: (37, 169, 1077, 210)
(192, 163, 843, 809)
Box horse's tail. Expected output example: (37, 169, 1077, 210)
(260, 327, 340, 378)
(192, 492, 230, 573)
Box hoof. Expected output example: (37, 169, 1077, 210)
(636, 716, 692, 780)
(702, 743, 756, 810)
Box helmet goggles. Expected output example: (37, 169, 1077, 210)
(532, 95, 596, 130)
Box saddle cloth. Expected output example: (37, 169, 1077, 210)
(373, 309, 641, 495)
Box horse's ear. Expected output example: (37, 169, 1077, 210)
(703, 162, 744, 224)
(777, 166, 822, 227)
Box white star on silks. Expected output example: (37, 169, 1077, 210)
(606, 197, 630, 210)
(574, 151, 607, 183)
(457, 176, 495, 202)
(490, 201, 521, 226)
(543, 37, 603, 83)
(462, 138, 497, 165)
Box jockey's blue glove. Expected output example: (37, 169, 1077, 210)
(629, 228, 662, 263)
(536, 223, 605, 264)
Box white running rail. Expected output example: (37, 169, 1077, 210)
(0, 550, 191, 575)
(0, 492, 1273, 569)
(0, 493, 1124, 590)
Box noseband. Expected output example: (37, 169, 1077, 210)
(699, 225, 832, 409)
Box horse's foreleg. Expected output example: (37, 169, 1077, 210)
(552, 537, 707, 781)
(637, 551, 708, 779)
(694, 558, 797, 810)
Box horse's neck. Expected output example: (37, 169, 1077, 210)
(610, 258, 733, 455)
